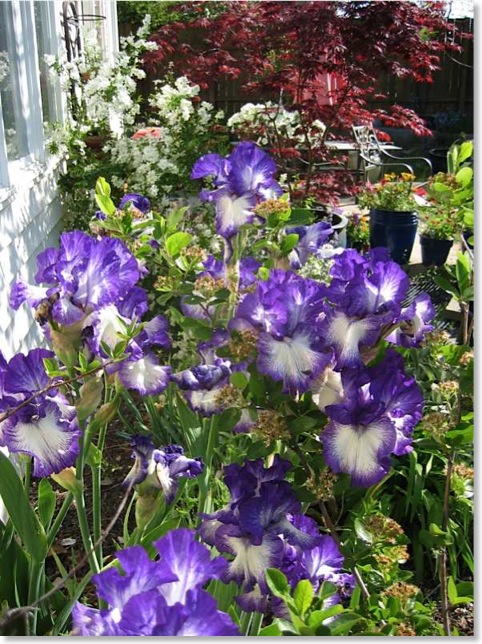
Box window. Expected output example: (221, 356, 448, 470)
(0, 0, 47, 188)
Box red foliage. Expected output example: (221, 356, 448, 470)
(146, 1, 463, 135)
(144, 1, 468, 202)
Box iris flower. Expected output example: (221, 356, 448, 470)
(0, 349, 80, 477)
(72, 528, 239, 636)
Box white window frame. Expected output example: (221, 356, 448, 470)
(0, 0, 118, 198)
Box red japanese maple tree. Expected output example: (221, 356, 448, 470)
(145, 1, 467, 203)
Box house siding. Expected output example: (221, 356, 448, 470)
(0, 159, 64, 359)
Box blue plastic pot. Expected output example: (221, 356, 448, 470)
(369, 209, 419, 265)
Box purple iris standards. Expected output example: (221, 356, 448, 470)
(287, 221, 334, 269)
(118, 192, 150, 214)
(317, 248, 412, 369)
(232, 270, 332, 394)
(0, 349, 80, 477)
(10, 231, 142, 327)
(199, 457, 339, 611)
(123, 435, 204, 503)
(72, 528, 239, 636)
(192, 141, 282, 239)
(173, 358, 232, 416)
(321, 350, 424, 486)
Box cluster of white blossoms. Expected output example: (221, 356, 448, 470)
(228, 101, 326, 148)
(106, 129, 178, 199)
(45, 16, 157, 138)
(107, 76, 224, 202)
(149, 76, 224, 134)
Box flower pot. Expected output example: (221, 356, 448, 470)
(313, 205, 348, 248)
(369, 208, 418, 265)
(419, 234, 453, 266)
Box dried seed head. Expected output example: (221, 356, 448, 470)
(253, 409, 290, 444)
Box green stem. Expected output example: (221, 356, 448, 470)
(73, 487, 100, 575)
(249, 611, 263, 636)
(47, 492, 74, 548)
(92, 421, 108, 568)
(197, 416, 218, 516)
(27, 561, 44, 634)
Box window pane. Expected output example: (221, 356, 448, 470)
(0, 1, 28, 161)
(34, 1, 58, 124)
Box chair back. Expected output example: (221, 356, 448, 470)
(351, 125, 383, 164)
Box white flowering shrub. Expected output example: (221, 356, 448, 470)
(227, 101, 326, 150)
(45, 16, 157, 140)
(44, 18, 227, 227)
(105, 76, 226, 201)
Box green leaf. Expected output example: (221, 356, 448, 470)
(293, 579, 314, 616)
(280, 233, 299, 254)
(38, 479, 57, 531)
(458, 140, 473, 164)
(259, 623, 282, 636)
(288, 415, 319, 433)
(95, 176, 111, 197)
(166, 206, 189, 233)
(433, 276, 459, 299)
(95, 193, 116, 216)
(328, 612, 363, 635)
(354, 518, 373, 544)
(0, 452, 48, 562)
(165, 232, 193, 257)
(308, 604, 344, 628)
(230, 371, 249, 390)
(447, 576, 458, 604)
(455, 166, 473, 188)
(266, 568, 290, 598)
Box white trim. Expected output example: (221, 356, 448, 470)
(19, 0, 45, 161)
(0, 94, 10, 187)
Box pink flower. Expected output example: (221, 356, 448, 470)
(131, 127, 163, 140)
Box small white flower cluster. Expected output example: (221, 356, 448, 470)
(45, 16, 158, 139)
(106, 76, 224, 202)
(227, 101, 326, 149)
(149, 76, 223, 135)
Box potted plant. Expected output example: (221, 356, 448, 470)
(417, 203, 461, 266)
(346, 211, 370, 253)
(357, 172, 419, 264)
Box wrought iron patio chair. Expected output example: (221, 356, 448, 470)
(352, 125, 432, 183)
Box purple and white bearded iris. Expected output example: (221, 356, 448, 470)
(199, 457, 334, 611)
(72, 528, 239, 636)
(10, 231, 142, 327)
(321, 350, 423, 486)
(385, 293, 435, 348)
(0, 349, 80, 477)
(84, 306, 172, 397)
(317, 248, 412, 369)
(123, 435, 203, 503)
(232, 270, 332, 394)
(192, 142, 282, 238)
(287, 221, 334, 269)
(173, 358, 232, 416)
